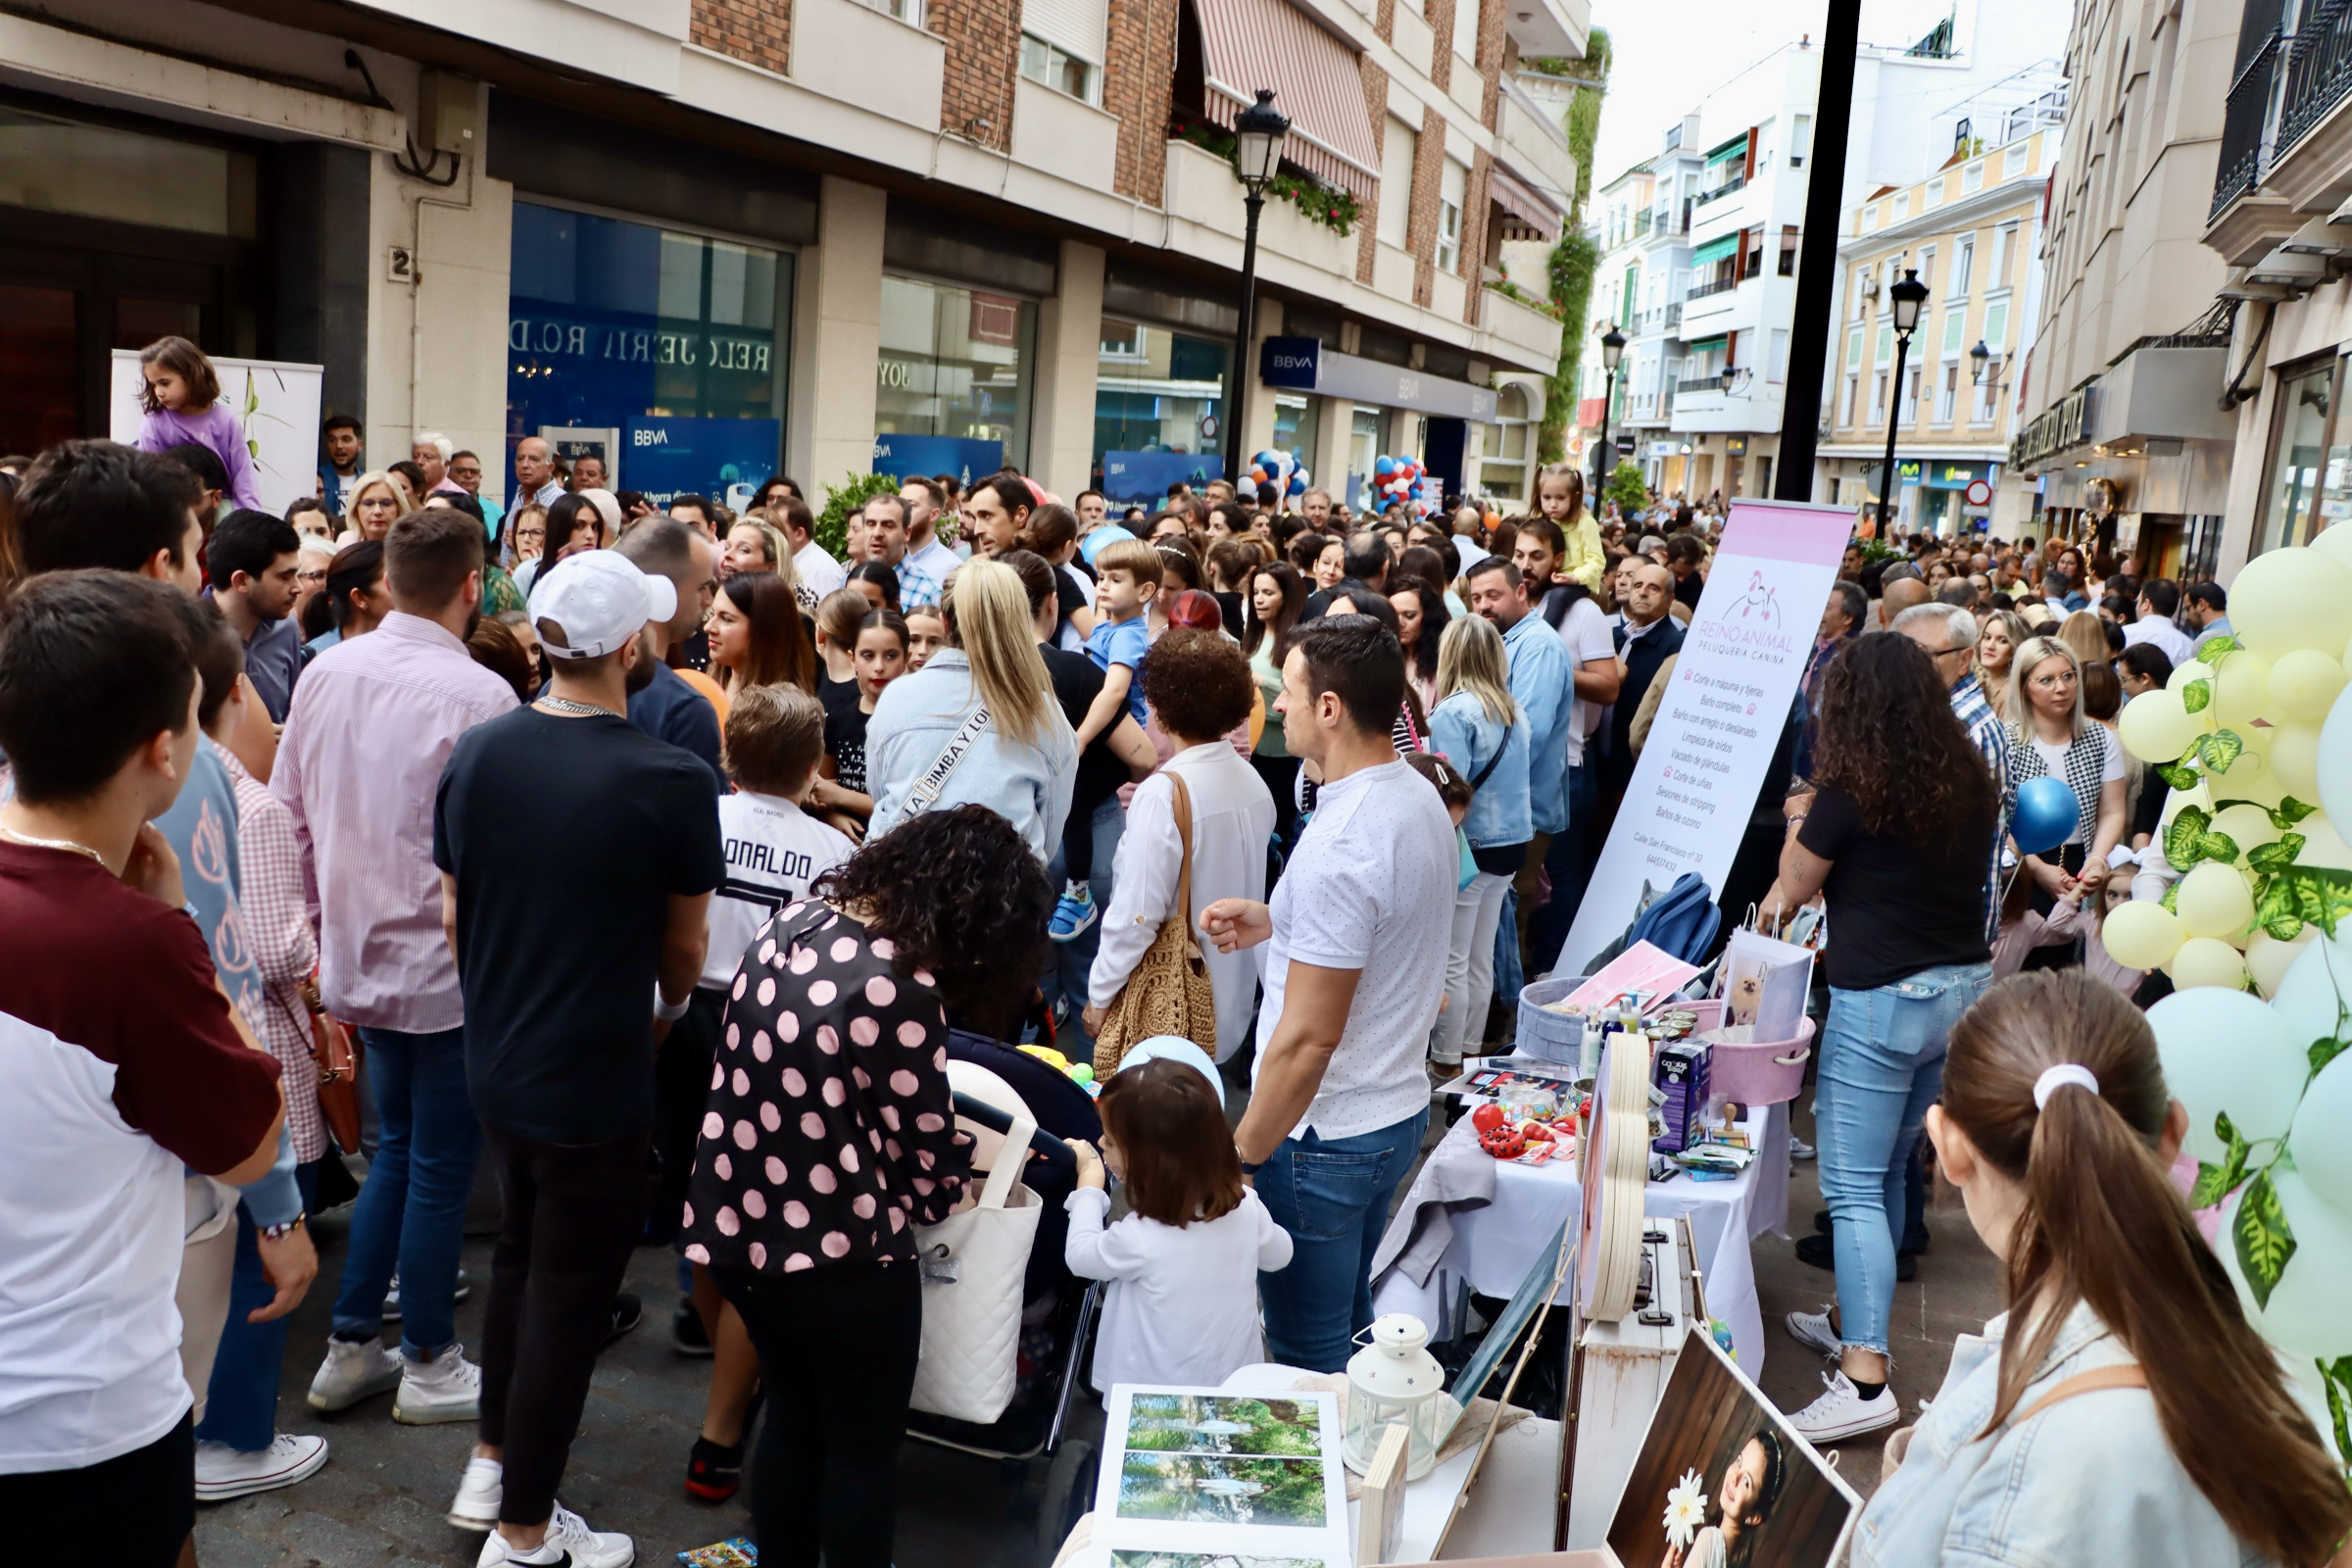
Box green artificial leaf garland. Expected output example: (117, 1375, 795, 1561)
(2272, 797, 2320, 830)
(2155, 761, 2201, 792)
(2318, 1357, 2352, 1465)
(2198, 729, 2245, 774)
(2233, 1170, 2297, 1310)
(2180, 678, 2212, 714)
(2247, 835, 2307, 875)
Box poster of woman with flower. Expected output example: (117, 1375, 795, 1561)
(1606, 1332, 1855, 1568)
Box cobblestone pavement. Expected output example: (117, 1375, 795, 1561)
(195, 1222, 1098, 1568)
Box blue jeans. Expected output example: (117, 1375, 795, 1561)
(1256, 1109, 1429, 1373)
(1044, 795, 1124, 1054)
(1530, 761, 1598, 975)
(331, 1026, 481, 1357)
(1493, 888, 1524, 1011)
(1816, 962, 1988, 1354)
(196, 1163, 319, 1451)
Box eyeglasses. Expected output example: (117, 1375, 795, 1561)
(2029, 670, 2078, 689)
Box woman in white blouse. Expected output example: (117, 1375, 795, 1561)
(1085, 627, 1277, 1062)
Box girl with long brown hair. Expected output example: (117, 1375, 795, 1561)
(706, 569, 816, 697)
(1764, 633, 1999, 1446)
(1851, 971, 2352, 1568)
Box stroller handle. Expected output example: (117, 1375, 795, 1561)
(952, 1092, 1080, 1178)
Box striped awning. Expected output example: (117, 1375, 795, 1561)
(1690, 232, 1739, 266)
(1198, 0, 1380, 200)
(1487, 164, 1561, 241)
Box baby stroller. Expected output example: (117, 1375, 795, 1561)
(905, 1030, 1104, 1563)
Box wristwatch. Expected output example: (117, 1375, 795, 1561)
(259, 1214, 306, 1244)
(1235, 1143, 1263, 1176)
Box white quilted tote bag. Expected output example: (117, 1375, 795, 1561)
(908, 1106, 1042, 1425)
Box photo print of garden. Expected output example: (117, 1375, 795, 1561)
(1109, 1553, 1333, 1568)
(1123, 1395, 1325, 1457)
(1607, 1331, 1855, 1568)
(1115, 1454, 1329, 1529)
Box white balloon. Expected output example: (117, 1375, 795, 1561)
(2231, 547, 2352, 659)
(2322, 682, 2352, 830)
(2265, 931, 2352, 1055)
(2298, 812, 2352, 869)
(2160, 781, 2214, 826)
(2210, 803, 2282, 856)
(2268, 723, 2324, 799)
(2176, 862, 2256, 940)
(2146, 987, 2307, 1161)
(2269, 649, 2348, 724)
(2167, 935, 2250, 991)
(2290, 1054, 2352, 1211)
(2101, 899, 2184, 970)
(2168, 659, 2215, 693)
(2247, 925, 2319, 998)
(2118, 688, 2200, 763)
(2213, 649, 2274, 728)
(2219, 1171, 2352, 1358)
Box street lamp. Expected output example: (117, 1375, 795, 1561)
(1876, 267, 1930, 535)
(1968, 338, 2003, 385)
(1223, 89, 1291, 485)
(1594, 322, 1627, 487)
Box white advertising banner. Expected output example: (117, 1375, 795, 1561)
(1560, 498, 1854, 971)
(109, 350, 325, 518)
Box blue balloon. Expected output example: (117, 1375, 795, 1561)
(2012, 776, 2082, 856)
(1375, 456, 1396, 477)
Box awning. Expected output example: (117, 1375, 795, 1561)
(1686, 333, 1729, 353)
(1690, 233, 1738, 266)
(1486, 164, 1561, 242)
(1197, 0, 1380, 200)
(1705, 131, 1749, 165)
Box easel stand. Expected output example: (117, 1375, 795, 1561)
(1552, 1222, 1692, 1549)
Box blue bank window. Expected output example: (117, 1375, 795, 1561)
(508, 200, 792, 503)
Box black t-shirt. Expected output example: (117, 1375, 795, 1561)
(1797, 782, 1991, 991)
(434, 709, 726, 1144)
(826, 703, 872, 795)
(627, 661, 725, 796)
(1039, 641, 1129, 811)
(1213, 590, 1246, 636)
(818, 673, 860, 722)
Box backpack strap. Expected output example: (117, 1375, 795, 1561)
(2011, 1363, 2149, 1427)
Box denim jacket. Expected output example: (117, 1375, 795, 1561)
(1854, 1301, 2269, 1568)
(1428, 692, 1532, 854)
(865, 649, 1077, 862)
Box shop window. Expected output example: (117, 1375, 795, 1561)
(0, 283, 79, 456)
(1091, 322, 1226, 503)
(1348, 405, 1383, 506)
(2261, 358, 2343, 554)
(0, 105, 256, 237)
(877, 273, 1038, 472)
(507, 201, 791, 507)
(1273, 394, 1319, 479)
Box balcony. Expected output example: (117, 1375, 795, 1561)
(1678, 373, 1729, 393)
(2206, 0, 2352, 256)
(1686, 277, 1737, 300)
(1695, 174, 1746, 208)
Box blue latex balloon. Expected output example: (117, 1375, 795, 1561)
(2012, 776, 2082, 856)
(1374, 456, 1396, 478)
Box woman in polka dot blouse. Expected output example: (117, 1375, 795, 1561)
(682, 805, 1055, 1568)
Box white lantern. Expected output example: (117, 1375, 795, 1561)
(1344, 1313, 1447, 1480)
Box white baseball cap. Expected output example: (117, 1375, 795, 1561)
(528, 549, 677, 660)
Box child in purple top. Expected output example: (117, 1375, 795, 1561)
(134, 335, 263, 511)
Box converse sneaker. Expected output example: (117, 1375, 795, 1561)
(474, 1503, 634, 1567)
(308, 1336, 403, 1412)
(383, 1266, 471, 1322)
(449, 1454, 503, 1532)
(393, 1344, 482, 1424)
(1785, 1305, 1841, 1360)
(1048, 881, 1098, 942)
(194, 1433, 329, 1500)
(1786, 1369, 1899, 1444)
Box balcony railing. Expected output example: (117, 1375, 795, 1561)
(1636, 209, 1654, 235)
(1678, 373, 1729, 393)
(2281, 0, 2352, 149)
(1687, 277, 1738, 300)
(2203, 0, 2352, 223)
(1696, 174, 1746, 206)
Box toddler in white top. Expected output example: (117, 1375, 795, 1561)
(1065, 1047, 1293, 1392)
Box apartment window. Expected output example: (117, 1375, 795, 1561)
(1953, 237, 1974, 296)
(1790, 115, 1811, 169)
(1928, 176, 1945, 205)
(1378, 118, 1416, 249)
(1940, 308, 1966, 357)
(2003, 142, 2028, 176)
(1873, 371, 1887, 422)
(1853, 269, 1872, 319)
(1917, 247, 1936, 293)
(1453, 0, 1480, 62)
(1991, 224, 2017, 287)
(856, 0, 922, 20)
(1845, 323, 1864, 372)
(1019, 34, 1101, 102)
(1769, 327, 1789, 382)
(1973, 372, 1997, 424)
(1019, 0, 1106, 101)
(1936, 364, 1958, 423)
(1778, 224, 1798, 276)
(1866, 202, 1881, 229)
(1962, 161, 1984, 193)
(1842, 372, 1860, 425)
(1438, 160, 1467, 273)
(1983, 300, 2010, 350)
(1876, 322, 1893, 367)
(1905, 365, 1923, 424)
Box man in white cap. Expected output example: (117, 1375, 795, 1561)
(430, 549, 725, 1568)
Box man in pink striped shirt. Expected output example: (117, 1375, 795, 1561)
(271, 509, 516, 1426)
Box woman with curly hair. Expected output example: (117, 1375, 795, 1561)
(683, 805, 1052, 1568)
(1762, 632, 1995, 1446)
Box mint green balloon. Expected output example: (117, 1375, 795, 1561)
(2289, 1055, 2352, 1212)
(2146, 987, 2307, 1164)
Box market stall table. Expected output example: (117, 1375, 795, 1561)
(1371, 1092, 1789, 1373)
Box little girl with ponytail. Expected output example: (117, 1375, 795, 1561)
(1852, 970, 2351, 1567)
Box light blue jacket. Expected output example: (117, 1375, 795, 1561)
(1854, 1301, 2271, 1568)
(1501, 612, 1575, 835)
(866, 649, 1078, 862)
(1429, 692, 1532, 855)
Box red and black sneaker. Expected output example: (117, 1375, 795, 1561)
(685, 1435, 746, 1502)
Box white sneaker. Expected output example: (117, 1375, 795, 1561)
(1786, 1304, 1841, 1359)
(449, 1454, 503, 1532)
(308, 1337, 403, 1412)
(474, 1503, 634, 1567)
(1786, 1369, 1899, 1444)
(393, 1343, 482, 1424)
(194, 1433, 329, 1500)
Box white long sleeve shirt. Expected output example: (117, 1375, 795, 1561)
(1064, 1186, 1294, 1393)
(1086, 742, 1275, 1059)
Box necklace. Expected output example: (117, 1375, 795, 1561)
(538, 696, 622, 719)
(0, 826, 106, 864)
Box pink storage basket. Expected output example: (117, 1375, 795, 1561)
(1703, 1016, 1814, 1106)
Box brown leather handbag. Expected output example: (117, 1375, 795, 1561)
(1091, 772, 1219, 1077)
(301, 978, 367, 1155)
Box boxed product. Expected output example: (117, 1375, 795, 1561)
(1650, 1041, 1709, 1155)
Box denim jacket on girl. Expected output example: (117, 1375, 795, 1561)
(864, 649, 1077, 862)
(1853, 1300, 2270, 1568)
(1428, 692, 1532, 856)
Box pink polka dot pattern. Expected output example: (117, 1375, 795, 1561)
(680, 903, 972, 1282)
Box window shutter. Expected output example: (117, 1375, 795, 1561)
(1022, 0, 1106, 62)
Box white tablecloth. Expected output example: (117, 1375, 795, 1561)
(1372, 1101, 1790, 1374)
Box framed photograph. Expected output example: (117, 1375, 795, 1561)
(1115, 1454, 1330, 1529)
(1606, 1330, 1858, 1568)
(1125, 1394, 1326, 1457)
(1110, 1554, 1334, 1568)
(1095, 1386, 1350, 1567)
